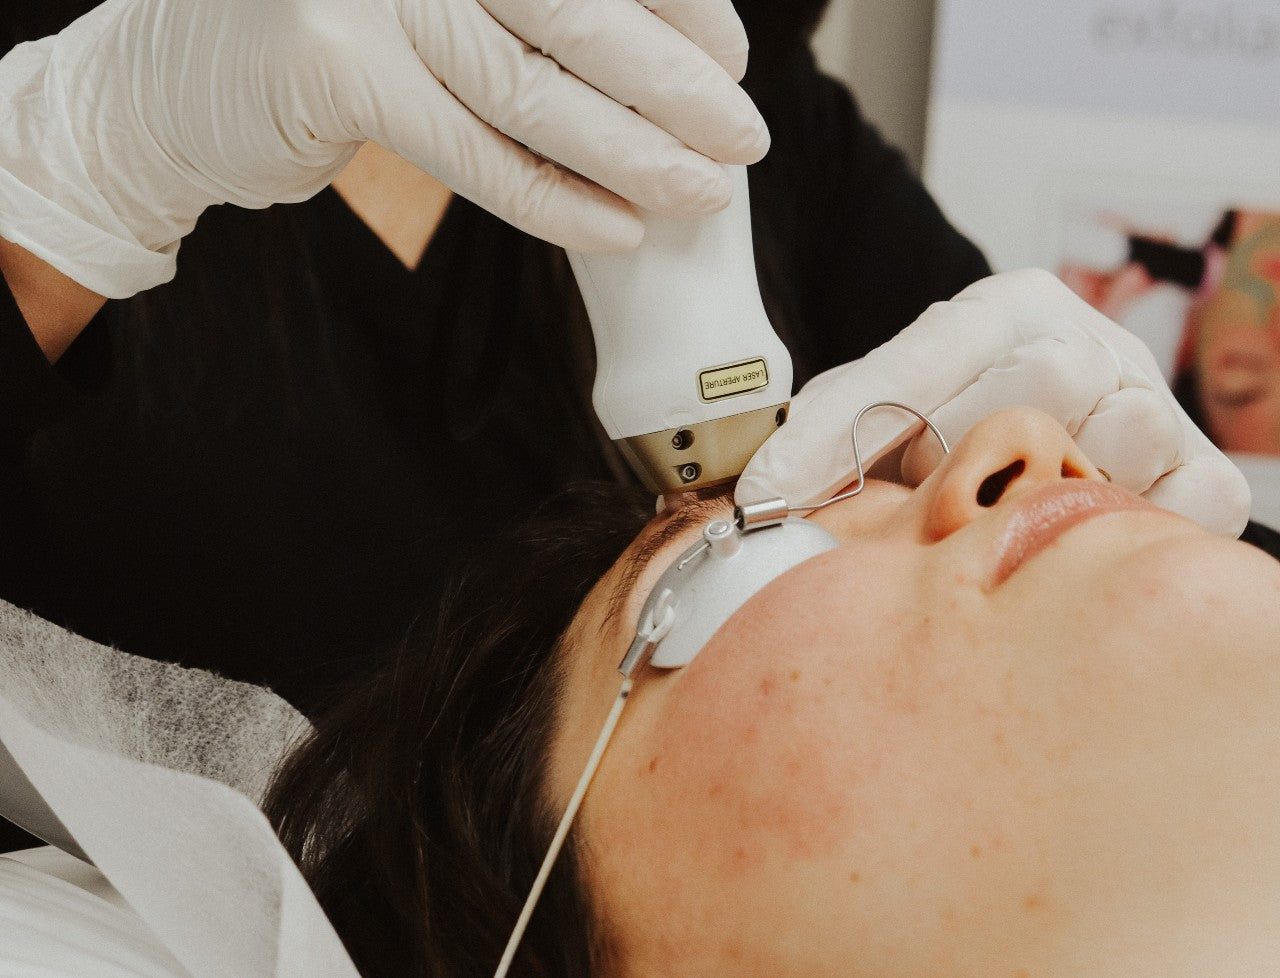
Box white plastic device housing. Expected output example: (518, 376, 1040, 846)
(567, 165, 793, 440)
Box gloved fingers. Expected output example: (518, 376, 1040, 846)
(1142, 452, 1252, 538)
(899, 334, 1120, 485)
(475, 0, 767, 164)
(864, 269, 1088, 382)
(354, 49, 645, 251)
(734, 301, 1025, 507)
(390, 0, 751, 217)
(476, 51, 736, 217)
(1069, 387, 1183, 495)
(791, 271, 1099, 434)
(736, 389, 927, 507)
(638, 0, 752, 81)
(741, 268, 1253, 539)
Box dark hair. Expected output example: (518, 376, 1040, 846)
(263, 481, 654, 977)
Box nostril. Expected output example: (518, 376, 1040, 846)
(976, 459, 1026, 507)
(1061, 461, 1086, 479)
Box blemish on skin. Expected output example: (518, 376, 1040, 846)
(647, 757, 659, 775)
(970, 846, 982, 859)
(733, 847, 747, 863)
(789, 670, 801, 682)
(848, 871, 861, 884)
(1015, 970, 1031, 978)
(1022, 893, 1045, 912)
(759, 677, 776, 697)
(708, 783, 725, 798)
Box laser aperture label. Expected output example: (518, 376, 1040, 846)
(699, 358, 769, 401)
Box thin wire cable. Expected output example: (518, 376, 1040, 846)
(792, 401, 950, 515)
(493, 676, 635, 978)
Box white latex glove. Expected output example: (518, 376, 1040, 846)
(737, 269, 1251, 538)
(0, 0, 768, 299)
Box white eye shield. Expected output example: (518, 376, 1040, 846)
(618, 504, 838, 678)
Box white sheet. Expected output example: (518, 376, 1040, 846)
(0, 599, 361, 978)
(0, 850, 189, 977)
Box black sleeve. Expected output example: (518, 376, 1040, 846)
(746, 50, 992, 387)
(0, 275, 87, 854)
(2, 1, 100, 48)
(1, 0, 97, 449)
(1240, 520, 1280, 562)
(0, 276, 77, 453)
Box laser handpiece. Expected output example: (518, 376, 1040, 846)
(567, 165, 792, 495)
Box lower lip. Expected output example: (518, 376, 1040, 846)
(991, 482, 1159, 587)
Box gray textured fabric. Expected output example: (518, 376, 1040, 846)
(0, 599, 309, 807)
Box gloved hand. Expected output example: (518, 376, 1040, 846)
(0, 0, 768, 299)
(737, 269, 1251, 537)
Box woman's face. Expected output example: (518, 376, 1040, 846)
(550, 408, 1280, 977)
(1197, 214, 1280, 454)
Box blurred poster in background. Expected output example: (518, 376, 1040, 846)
(924, 0, 1280, 525)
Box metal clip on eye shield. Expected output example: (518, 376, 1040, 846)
(492, 401, 949, 978)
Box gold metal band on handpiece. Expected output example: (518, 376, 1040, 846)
(615, 401, 790, 495)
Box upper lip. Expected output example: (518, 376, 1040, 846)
(988, 480, 1159, 588)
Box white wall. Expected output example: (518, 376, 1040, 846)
(810, 0, 938, 173)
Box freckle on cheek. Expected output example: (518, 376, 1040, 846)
(658, 665, 854, 863)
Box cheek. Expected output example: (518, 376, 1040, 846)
(580, 548, 1009, 963)
(618, 554, 925, 874)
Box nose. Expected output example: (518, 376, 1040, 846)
(922, 407, 1103, 541)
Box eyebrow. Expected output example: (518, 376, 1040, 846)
(602, 495, 731, 635)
